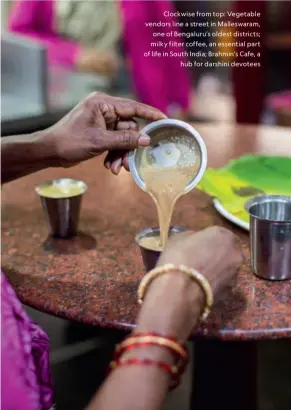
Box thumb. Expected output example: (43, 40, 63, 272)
(94, 129, 151, 151)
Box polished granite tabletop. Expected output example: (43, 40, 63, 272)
(2, 123, 291, 341)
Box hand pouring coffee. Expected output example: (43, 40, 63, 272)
(129, 119, 207, 251)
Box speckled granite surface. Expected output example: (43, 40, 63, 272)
(2, 124, 291, 340)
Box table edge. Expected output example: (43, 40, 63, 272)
(22, 296, 291, 342)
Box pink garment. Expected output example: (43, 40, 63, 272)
(8, 0, 80, 68)
(266, 90, 291, 110)
(9, 0, 191, 114)
(1, 272, 54, 410)
(121, 0, 191, 114)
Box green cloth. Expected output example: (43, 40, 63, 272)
(197, 155, 291, 223)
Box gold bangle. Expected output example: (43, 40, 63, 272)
(137, 263, 213, 321)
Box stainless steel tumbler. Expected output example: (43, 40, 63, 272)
(129, 119, 207, 194)
(245, 195, 291, 280)
(135, 226, 185, 272)
(36, 178, 87, 238)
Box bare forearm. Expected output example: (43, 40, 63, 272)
(1, 132, 54, 183)
(86, 273, 204, 410)
(87, 353, 170, 410)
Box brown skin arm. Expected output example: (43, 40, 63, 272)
(1, 132, 55, 183)
(86, 227, 242, 410)
(1, 93, 165, 184)
(86, 273, 204, 410)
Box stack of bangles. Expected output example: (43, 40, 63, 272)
(109, 264, 213, 390)
(110, 332, 189, 390)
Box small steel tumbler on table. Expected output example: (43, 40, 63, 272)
(36, 178, 87, 238)
(245, 195, 291, 280)
(136, 226, 185, 272)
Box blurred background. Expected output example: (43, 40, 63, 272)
(1, 0, 291, 137)
(1, 1, 291, 409)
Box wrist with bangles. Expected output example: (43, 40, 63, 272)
(138, 263, 213, 321)
(109, 264, 213, 390)
(110, 332, 189, 390)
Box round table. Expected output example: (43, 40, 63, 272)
(2, 123, 291, 410)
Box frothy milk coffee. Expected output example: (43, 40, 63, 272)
(138, 132, 201, 250)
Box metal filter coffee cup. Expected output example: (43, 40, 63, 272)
(36, 178, 87, 238)
(129, 119, 207, 193)
(136, 226, 185, 272)
(245, 195, 291, 280)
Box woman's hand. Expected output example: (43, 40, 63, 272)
(158, 226, 243, 298)
(44, 92, 166, 173)
(86, 227, 242, 410)
(136, 226, 242, 341)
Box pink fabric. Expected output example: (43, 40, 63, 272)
(1, 272, 54, 410)
(8, 0, 191, 113)
(8, 0, 80, 68)
(266, 91, 291, 110)
(121, 1, 191, 114)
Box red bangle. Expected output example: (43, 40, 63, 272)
(114, 341, 188, 376)
(111, 332, 188, 390)
(114, 341, 186, 360)
(132, 332, 186, 348)
(115, 332, 188, 360)
(110, 358, 181, 390)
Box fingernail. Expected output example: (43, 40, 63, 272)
(104, 161, 111, 169)
(112, 158, 122, 175)
(138, 134, 151, 147)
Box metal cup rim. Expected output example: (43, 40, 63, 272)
(129, 119, 207, 193)
(35, 178, 87, 199)
(244, 194, 291, 222)
(135, 225, 185, 246)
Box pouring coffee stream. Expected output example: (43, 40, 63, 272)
(140, 148, 200, 249)
(129, 120, 207, 251)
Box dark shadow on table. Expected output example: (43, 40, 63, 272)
(214, 287, 247, 320)
(42, 231, 97, 255)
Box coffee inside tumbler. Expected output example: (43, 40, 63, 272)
(136, 226, 185, 272)
(129, 120, 207, 194)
